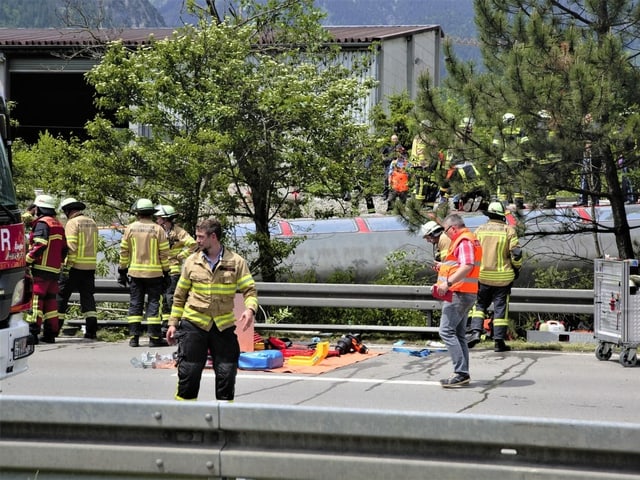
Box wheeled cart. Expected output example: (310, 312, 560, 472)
(593, 259, 640, 367)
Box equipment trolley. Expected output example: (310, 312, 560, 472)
(594, 259, 640, 367)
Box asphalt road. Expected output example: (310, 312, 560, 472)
(2, 336, 639, 425)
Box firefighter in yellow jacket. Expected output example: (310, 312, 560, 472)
(166, 218, 258, 401)
(154, 204, 197, 330)
(119, 198, 171, 347)
(467, 202, 523, 352)
(57, 197, 99, 339)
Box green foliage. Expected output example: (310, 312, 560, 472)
(375, 249, 432, 286)
(533, 265, 593, 290)
(413, 0, 640, 260)
(76, 1, 376, 281)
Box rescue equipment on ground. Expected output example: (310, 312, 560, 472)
(335, 333, 368, 355)
(238, 350, 284, 370)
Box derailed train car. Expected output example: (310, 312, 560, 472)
(232, 205, 640, 286)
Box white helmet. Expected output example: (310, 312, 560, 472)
(34, 194, 56, 210)
(486, 201, 506, 217)
(502, 113, 515, 124)
(538, 110, 551, 120)
(459, 117, 475, 129)
(419, 221, 444, 238)
(59, 197, 86, 213)
(155, 204, 177, 218)
(420, 119, 432, 129)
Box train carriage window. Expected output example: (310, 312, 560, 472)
(363, 217, 408, 232)
(289, 219, 358, 235)
(233, 223, 283, 236)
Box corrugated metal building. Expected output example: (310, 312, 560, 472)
(0, 26, 442, 141)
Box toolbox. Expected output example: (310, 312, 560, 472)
(238, 350, 284, 370)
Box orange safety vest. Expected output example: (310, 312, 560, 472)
(390, 167, 409, 192)
(437, 229, 481, 294)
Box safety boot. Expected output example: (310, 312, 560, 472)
(148, 324, 168, 347)
(129, 336, 140, 347)
(84, 317, 98, 339)
(40, 322, 56, 344)
(494, 339, 511, 352)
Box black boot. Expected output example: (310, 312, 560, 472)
(129, 323, 142, 347)
(39, 322, 56, 344)
(466, 330, 482, 348)
(84, 317, 98, 339)
(148, 324, 168, 347)
(494, 339, 511, 352)
(29, 322, 40, 345)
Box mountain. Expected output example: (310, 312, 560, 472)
(0, 0, 480, 62)
(0, 0, 166, 28)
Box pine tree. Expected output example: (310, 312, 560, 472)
(415, 0, 640, 259)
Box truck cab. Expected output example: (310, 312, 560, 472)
(0, 95, 34, 380)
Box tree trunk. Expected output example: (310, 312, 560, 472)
(603, 146, 634, 259)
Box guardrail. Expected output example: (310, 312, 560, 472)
(68, 280, 594, 334)
(1, 396, 638, 479)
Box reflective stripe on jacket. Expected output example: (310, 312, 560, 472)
(169, 248, 258, 332)
(165, 224, 197, 275)
(474, 219, 522, 286)
(437, 229, 481, 294)
(27, 216, 67, 274)
(64, 213, 98, 270)
(119, 218, 170, 278)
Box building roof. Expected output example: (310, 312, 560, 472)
(0, 25, 442, 49)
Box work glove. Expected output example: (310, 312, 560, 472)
(162, 271, 171, 290)
(117, 268, 129, 288)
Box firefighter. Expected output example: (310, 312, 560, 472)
(467, 201, 522, 352)
(119, 198, 171, 347)
(154, 204, 197, 333)
(57, 197, 99, 339)
(529, 110, 561, 208)
(493, 113, 528, 208)
(444, 117, 486, 211)
(419, 220, 451, 262)
(26, 194, 68, 344)
(166, 218, 258, 401)
(410, 120, 442, 206)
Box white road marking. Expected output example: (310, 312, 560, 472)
(198, 372, 441, 386)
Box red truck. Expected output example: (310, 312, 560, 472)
(0, 95, 34, 380)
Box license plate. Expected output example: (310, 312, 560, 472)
(13, 335, 34, 360)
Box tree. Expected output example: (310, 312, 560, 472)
(415, 0, 640, 260)
(74, 0, 374, 281)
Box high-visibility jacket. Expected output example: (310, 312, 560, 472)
(169, 248, 258, 332)
(493, 126, 528, 163)
(389, 166, 409, 193)
(27, 216, 68, 275)
(438, 229, 481, 294)
(446, 162, 479, 182)
(64, 212, 98, 270)
(164, 224, 197, 275)
(119, 218, 170, 278)
(474, 219, 522, 286)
